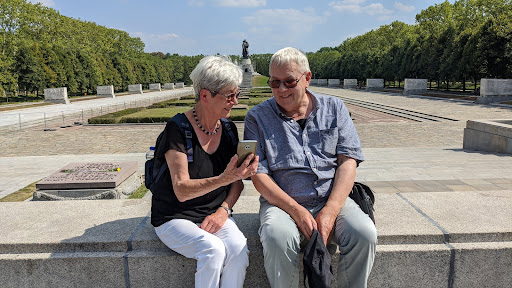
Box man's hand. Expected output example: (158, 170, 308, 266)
(200, 208, 228, 234)
(315, 205, 339, 246)
(290, 205, 318, 240)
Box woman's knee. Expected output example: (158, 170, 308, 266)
(196, 236, 226, 266)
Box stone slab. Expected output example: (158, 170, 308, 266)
(403, 78, 427, 95)
(35, 162, 138, 190)
(369, 244, 451, 288)
(128, 84, 143, 94)
(451, 241, 512, 287)
(0, 252, 126, 288)
(44, 87, 70, 104)
(366, 78, 384, 91)
(401, 191, 512, 243)
(318, 79, 328, 86)
(480, 78, 512, 97)
(149, 83, 161, 91)
(372, 194, 445, 244)
(328, 79, 340, 87)
(163, 83, 174, 89)
(0, 199, 150, 254)
(310, 79, 318, 86)
(175, 82, 185, 89)
(33, 172, 143, 201)
(463, 119, 512, 154)
(344, 79, 357, 88)
(96, 85, 115, 98)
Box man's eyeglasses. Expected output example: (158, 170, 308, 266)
(267, 73, 306, 89)
(209, 89, 241, 102)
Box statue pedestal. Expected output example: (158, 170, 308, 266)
(240, 58, 255, 88)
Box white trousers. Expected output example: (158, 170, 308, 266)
(155, 217, 249, 288)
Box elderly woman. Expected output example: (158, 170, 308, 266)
(151, 55, 258, 288)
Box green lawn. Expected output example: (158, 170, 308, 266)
(88, 87, 273, 124)
(253, 75, 269, 87)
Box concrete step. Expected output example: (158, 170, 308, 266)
(1, 191, 511, 287)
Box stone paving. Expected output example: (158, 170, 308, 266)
(1, 87, 512, 199)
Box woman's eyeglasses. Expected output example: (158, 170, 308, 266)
(267, 73, 305, 89)
(209, 90, 241, 101)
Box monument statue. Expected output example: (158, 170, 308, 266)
(242, 39, 249, 59)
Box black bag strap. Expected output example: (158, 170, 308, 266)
(151, 115, 236, 188)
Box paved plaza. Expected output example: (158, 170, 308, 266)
(1, 87, 511, 198)
(1, 87, 512, 287)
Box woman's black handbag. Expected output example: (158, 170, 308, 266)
(350, 182, 375, 224)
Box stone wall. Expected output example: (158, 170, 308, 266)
(96, 85, 115, 98)
(149, 83, 161, 91)
(344, 79, 357, 89)
(44, 87, 70, 104)
(463, 119, 512, 154)
(328, 79, 340, 87)
(318, 79, 328, 86)
(476, 79, 512, 104)
(128, 84, 143, 94)
(163, 83, 174, 90)
(366, 79, 384, 91)
(403, 78, 427, 95)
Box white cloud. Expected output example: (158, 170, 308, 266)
(328, 1, 391, 15)
(28, 0, 55, 7)
(188, 0, 266, 7)
(365, 3, 392, 15)
(394, 2, 415, 12)
(216, 0, 266, 7)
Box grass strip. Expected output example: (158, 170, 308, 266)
(129, 184, 149, 199)
(0, 181, 38, 202)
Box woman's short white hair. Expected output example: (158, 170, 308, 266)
(269, 47, 311, 75)
(189, 55, 243, 102)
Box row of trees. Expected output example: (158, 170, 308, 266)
(2, 0, 511, 97)
(0, 0, 207, 97)
(307, 0, 512, 91)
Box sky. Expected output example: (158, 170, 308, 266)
(30, 0, 452, 56)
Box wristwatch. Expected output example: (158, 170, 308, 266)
(220, 205, 233, 217)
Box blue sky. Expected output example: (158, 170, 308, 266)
(31, 0, 450, 56)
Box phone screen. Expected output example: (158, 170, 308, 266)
(237, 140, 257, 167)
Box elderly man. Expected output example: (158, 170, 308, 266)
(244, 47, 377, 287)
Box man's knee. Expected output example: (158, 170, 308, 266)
(260, 222, 300, 252)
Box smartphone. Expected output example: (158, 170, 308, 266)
(237, 140, 257, 167)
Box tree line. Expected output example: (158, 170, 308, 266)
(1, 0, 511, 98)
(0, 0, 209, 97)
(307, 0, 512, 92)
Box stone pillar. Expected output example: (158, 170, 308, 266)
(343, 79, 357, 89)
(403, 79, 427, 95)
(318, 79, 328, 86)
(366, 79, 384, 91)
(175, 82, 185, 89)
(149, 83, 161, 91)
(44, 87, 70, 104)
(163, 83, 175, 90)
(328, 79, 340, 87)
(476, 79, 512, 104)
(97, 85, 115, 98)
(128, 84, 143, 94)
(240, 58, 254, 89)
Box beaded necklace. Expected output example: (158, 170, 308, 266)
(193, 107, 220, 135)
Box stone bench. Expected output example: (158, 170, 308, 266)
(1, 192, 511, 287)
